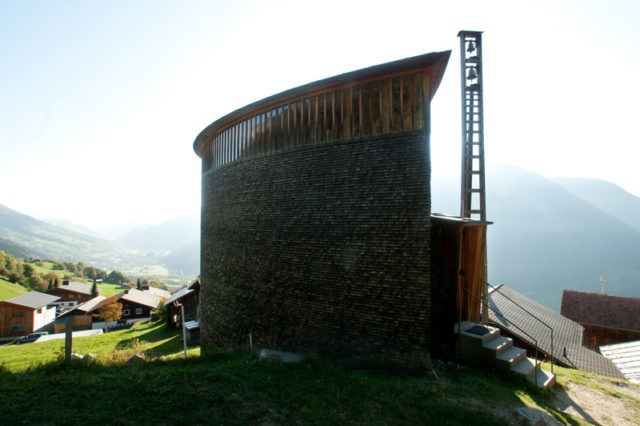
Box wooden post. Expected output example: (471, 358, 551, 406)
(65, 317, 72, 365)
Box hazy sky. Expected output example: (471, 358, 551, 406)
(1, 0, 638, 229)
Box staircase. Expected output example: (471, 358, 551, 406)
(455, 321, 555, 389)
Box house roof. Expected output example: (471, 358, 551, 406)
(145, 286, 170, 299)
(600, 340, 640, 383)
(76, 296, 107, 313)
(58, 296, 107, 317)
(166, 278, 200, 305)
(1, 291, 60, 309)
(49, 281, 92, 296)
(561, 290, 640, 332)
(120, 289, 161, 309)
(165, 286, 194, 305)
(488, 285, 624, 379)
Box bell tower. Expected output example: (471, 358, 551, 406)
(458, 30, 486, 222)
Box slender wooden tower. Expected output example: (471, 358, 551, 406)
(459, 30, 489, 322)
(458, 30, 486, 222)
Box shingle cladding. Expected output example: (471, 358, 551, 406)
(489, 286, 624, 379)
(200, 131, 431, 366)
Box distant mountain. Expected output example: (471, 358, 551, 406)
(432, 167, 640, 311)
(0, 203, 143, 269)
(46, 219, 103, 239)
(98, 222, 149, 241)
(162, 239, 200, 276)
(554, 178, 640, 233)
(117, 214, 199, 253)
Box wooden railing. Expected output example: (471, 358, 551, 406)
(200, 71, 428, 173)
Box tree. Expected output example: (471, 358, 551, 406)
(48, 279, 53, 290)
(136, 278, 142, 290)
(106, 270, 129, 284)
(23, 263, 36, 278)
(91, 279, 99, 298)
(96, 302, 123, 322)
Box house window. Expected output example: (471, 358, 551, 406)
(37, 308, 42, 314)
(123, 309, 130, 317)
(135, 308, 142, 315)
(11, 324, 25, 332)
(12, 311, 25, 318)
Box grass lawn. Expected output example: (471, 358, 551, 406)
(1, 320, 637, 424)
(0, 276, 27, 300)
(97, 282, 125, 297)
(0, 320, 185, 371)
(0, 319, 582, 425)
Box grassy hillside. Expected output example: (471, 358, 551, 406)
(0, 320, 637, 424)
(0, 276, 27, 300)
(0, 320, 184, 371)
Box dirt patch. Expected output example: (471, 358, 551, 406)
(552, 381, 640, 425)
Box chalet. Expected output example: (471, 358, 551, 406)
(47, 280, 94, 311)
(53, 296, 106, 333)
(561, 290, 640, 349)
(0, 292, 59, 338)
(116, 289, 162, 320)
(165, 279, 200, 327)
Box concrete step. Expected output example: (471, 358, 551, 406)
(529, 368, 556, 389)
(483, 335, 513, 354)
(511, 357, 540, 380)
(456, 322, 500, 345)
(495, 346, 526, 370)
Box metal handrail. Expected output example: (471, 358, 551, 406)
(460, 286, 541, 387)
(486, 281, 554, 374)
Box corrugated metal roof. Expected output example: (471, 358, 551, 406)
(600, 341, 640, 383)
(2, 291, 60, 309)
(489, 286, 624, 379)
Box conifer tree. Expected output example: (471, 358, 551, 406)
(91, 278, 99, 297)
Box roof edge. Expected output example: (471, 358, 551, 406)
(193, 50, 451, 156)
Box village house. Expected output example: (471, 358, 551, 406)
(113, 288, 162, 320)
(0, 292, 59, 338)
(561, 290, 640, 349)
(46, 280, 93, 312)
(53, 296, 106, 333)
(165, 278, 200, 328)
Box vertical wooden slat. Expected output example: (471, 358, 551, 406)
(358, 84, 363, 138)
(307, 98, 312, 145)
(224, 129, 228, 164)
(378, 80, 383, 135)
(311, 96, 317, 144)
(345, 87, 352, 139)
(400, 76, 405, 131)
(331, 91, 336, 142)
(323, 93, 327, 142)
